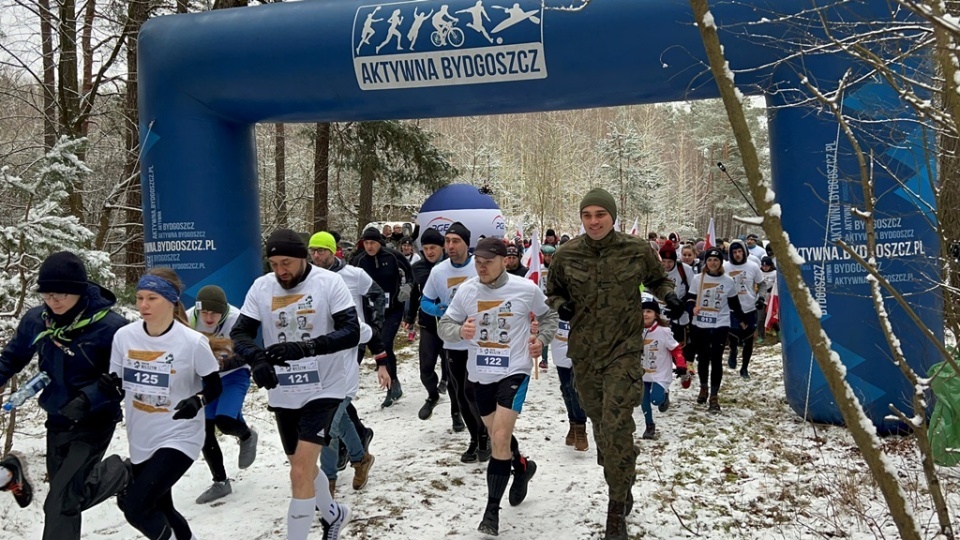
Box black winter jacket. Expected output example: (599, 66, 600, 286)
(406, 253, 445, 332)
(0, 283, 129, 429)
(350, 245, 413, 313)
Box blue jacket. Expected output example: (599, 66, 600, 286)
(0, 283, 129, 429)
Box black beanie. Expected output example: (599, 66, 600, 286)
(266, 229, 308, 259)
(420, 228, 444, 247)
(361, 227, 385, 244)
(545, 229, 556, 238)
(195, 285, 228, 315)
(37, 251, 89, 295)
(446, 222, 471, 246)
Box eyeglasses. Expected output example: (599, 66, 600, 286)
(308, 248, 328, 255)
(40, 292, 70, 302)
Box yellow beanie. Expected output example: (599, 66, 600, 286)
(308, 231, 337, 254)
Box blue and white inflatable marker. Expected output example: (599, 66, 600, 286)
(138, 0, 939, 433)
(416, 184, 506, 249)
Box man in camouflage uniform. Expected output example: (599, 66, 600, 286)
(546, 188, 683, 540)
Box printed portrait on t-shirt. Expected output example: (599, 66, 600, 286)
(278, 332, 287, 343)
(497, 317, 510, 330)
(297, 315, 308, 330)
(301, 333, 310, 341)
(479, 329, 488, 341)
(499, 301, 512, 313)
(481, 313, 492, 326)
(276, 311, 289, 328)
(498, 331, 509, 344)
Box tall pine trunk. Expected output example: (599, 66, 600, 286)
(122, 0, 150, 283)
(313, 122, 331, 232)
(274, 123, 288, 228)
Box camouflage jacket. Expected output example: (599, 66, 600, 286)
(546, 231, 675, 368)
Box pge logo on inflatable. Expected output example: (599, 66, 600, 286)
(427, 216, 455, 234)
(352, 0, 546, 90)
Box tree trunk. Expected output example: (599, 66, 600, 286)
(176, 0, 189, 13)
(80, 0, 96, 138)
(358, 159, 375, 237)
(313, 122, 331, 232)
(38, 0, 57, 150)
(59, 0, 83, 218)
(123, 0, 150, 283)
(274, 123, 288, 228)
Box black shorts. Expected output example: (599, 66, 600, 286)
(273, 398, 341, 455)
(473, 374, 530, 417)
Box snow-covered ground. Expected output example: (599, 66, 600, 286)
(1, 340, 958, 539)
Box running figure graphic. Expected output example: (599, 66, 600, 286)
(376, 9, 404, 53)
(407, 8, 434, 50)
(356, 7, 383, 55)
(431, 5, 463, 47)
(456, 1, 493, 43)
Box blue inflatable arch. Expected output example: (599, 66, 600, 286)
(138, 0, 940, 432)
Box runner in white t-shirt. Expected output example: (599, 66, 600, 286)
(421, 222, 489, 463)
(185, 284, 258, 505)
(438, 238, 559, 537)
(658, 241, 694, 346)
(230, 229, 361, 540)
(686, 247, 745, 413)
(724, 239, 766, 379)
(638, 295, 687, 440)
(109, 268, 222, 540)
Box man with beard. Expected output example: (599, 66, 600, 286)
(231, 229, 361, 540)
(504, 245, 528, 277)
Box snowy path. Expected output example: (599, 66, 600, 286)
(1, 341, 956, 539)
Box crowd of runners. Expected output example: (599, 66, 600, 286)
(0, 187, 778, 540)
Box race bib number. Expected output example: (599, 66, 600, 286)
(696, 314, 717, 325)
(276, 360, 322, 394)
(122, 358, 172, 398)
(476, 347, 510, 375)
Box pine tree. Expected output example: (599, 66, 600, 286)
(0, 136, 114, 333)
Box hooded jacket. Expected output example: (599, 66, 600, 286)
(406, 251, 447, 332)
(351, 243, 414, 312)
(0, 283, 129, 429)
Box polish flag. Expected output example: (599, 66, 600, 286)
(629, 217, 639, 236)
(524, 230, 542, 287)
(704, 217, 716, 250)
(765, 276, 780, 331)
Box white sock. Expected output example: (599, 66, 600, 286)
(0, 466, 11, 488)
(286, 498, 315, 540)
(314, 471, 337, 523)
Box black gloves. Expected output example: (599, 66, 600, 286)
(251, 359, 279, 390)
(674, 366, 688, 377)
(172, 396, 203, 420)
(756, 297, 766, 311)
(664, 292, 684, 320)
(265, 342, 313, 365)
(558, 301, 576, 321)
(98, 372, 125, 401)
(59, 393, 90, 421)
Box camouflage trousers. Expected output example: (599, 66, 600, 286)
(573, 356, 644, 503)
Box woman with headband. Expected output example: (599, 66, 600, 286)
(108, 268, 222, 540)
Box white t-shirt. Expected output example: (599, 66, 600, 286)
(185, 305, 246, 376)
(444, 274, 550, 384)
(687, 272, 738, 329)
(110, 322, 220, 464)
(551, 319, 572, 369)
(665, 262, 694, 325)
(642, 323, 679, 390)
(406, 253, 421, 265)
(239, 267, 356, 408)
(748, 244, 766, 260)
(724, 260, 764, 314)
(331, 263, 374, 324)
(423, 257, 478, 351)
(760, 270, 777, 301)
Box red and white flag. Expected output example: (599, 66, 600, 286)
(704, 217, 716, 250)
(525, 230, 542, 287)
(629, 217, 639, 236)
(765, 275, 780, 331)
